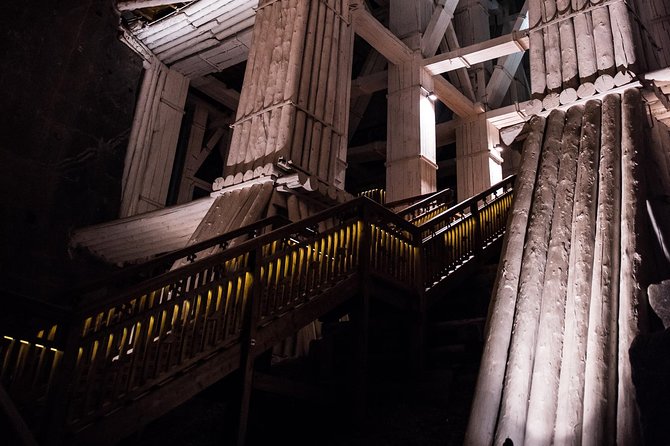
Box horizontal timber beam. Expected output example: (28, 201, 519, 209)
(351, 5, 413, 65)
(424, 31, 530, 75)
(421, 0, 460, 58)
(433, 75, 483, 117)
(352, 2, 480, 118)
(191, 76, 240, 111)
(351, 70, 388, 98)
(117, 0, 183, 11)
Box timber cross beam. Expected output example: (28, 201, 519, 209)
(348, 1, 530, 118)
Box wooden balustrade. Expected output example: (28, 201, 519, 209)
(0, 176, 514, 443)
(418, 176, 515, 289)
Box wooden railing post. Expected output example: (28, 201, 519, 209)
(472, 200, 483, 259)
(354, 203, 371, 420)
(41, 310, 81, 446)
(236, 245, 263, 446)
(411, 223, 426, 378)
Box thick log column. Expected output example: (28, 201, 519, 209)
(224, 0, 354, 190)
(121, 58, 189, 217)
(385, 0, 437, 202)
(527, 0, 646, 109)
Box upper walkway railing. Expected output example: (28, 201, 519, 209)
(0, 175, 514, 444)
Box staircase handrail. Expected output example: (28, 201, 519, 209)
(0, 178, 516, 444)
(417, 175, 516, 237)
(396, 187, 455, 221)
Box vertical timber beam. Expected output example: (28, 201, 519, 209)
(452, 0, 499, 201)
(121, 58, 189, 217)
(385, 0, 437, 202)
(455, 115, 502, 201)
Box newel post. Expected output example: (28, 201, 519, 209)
(236, 244, 263, 446)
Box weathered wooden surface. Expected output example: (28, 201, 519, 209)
(467, 93, 648, 445)
(121, 60, 189, 217)
(527, 0, 642, 109)
(225, 0, 353, 190)
(464, 116, 546, 446)
(525, 105, 581, 445)
(617, 87, 644, 445)
(581, 93, 621, 446)
(494, 110, 564, 446)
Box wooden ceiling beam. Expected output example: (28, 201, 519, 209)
(190, 76, 240, 112)
(485, 1, 529, 109)
(352, 3, 479, 118)
(424, 31, 530, 75)
(433, 75, 483, 118)
(351, 70, 389, 98)
(117, 0, 184, 11)
(351, 5, 413, 65)
(421, 0, 460, 58)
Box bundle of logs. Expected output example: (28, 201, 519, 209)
(465, 88, 648, 445)
(527, 0, 651, 112)
(223, 0, 353, 190)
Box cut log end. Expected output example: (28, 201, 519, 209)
(594, 75, 616, 94)
(542, 92, 561, 111)
(577, 82, 597, 99)
(559, 88, 579, 105)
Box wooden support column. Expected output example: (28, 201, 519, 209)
(453, 0, 491, 104)
(121, 58, 189, 217)
(225, 0, 354, 191)
(385, 0, 437, 202)
(455, 115, 502, 201)
(464, 115, 546, 446)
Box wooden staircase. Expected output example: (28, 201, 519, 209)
(0, 176, 514, 445)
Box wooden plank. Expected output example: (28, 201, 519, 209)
(423, 31, 530, 76)
(351, 6, 413, 65)
(117, 0, 184, 11)
(485, 2, 529, 108)
(432, 74, 481, 117)
(190, 76, 240, 111)
(350, 70, 388, 98)
(421, 0, 460, 58)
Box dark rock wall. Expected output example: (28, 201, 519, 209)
(0, 1, 143, 294)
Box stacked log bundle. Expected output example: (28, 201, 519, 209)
(224, 0, 354, 191)
(528, 0, 646, 110)
(465, 88, 648, 445)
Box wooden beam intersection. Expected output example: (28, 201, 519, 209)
(423, 31, 530, 76)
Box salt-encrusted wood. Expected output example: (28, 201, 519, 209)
(121, 60, 189, 217)
(464, 115, 546, 446)
(384, 0, 438, 202)
(494, 109, 564, 446)
(582, 93, 621, 446)
(617, 87, 644, 445)
(226, 0, 353, 189)
(525, 104, 581, 445)
(554, 99, 602, 446)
